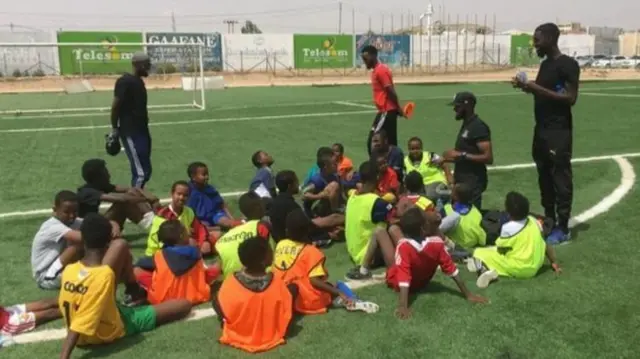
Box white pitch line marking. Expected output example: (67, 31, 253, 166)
(333, 101, 377, 109)
(581, 92, 640, 98)
(2, 152, 640, 220)
(10, 155, 639, 345)
(1, 83, 636, 121)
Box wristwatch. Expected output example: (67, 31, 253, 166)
(458, 152, 468, 161)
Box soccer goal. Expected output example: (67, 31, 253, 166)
(0, 42, 223, 117)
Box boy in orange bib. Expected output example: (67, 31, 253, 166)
(213, 237, 295, 353)
(272, 209, 379, 315)
(135, 220, 219, 305)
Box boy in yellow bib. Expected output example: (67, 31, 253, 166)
(466, 192, 561, 288)
(58, 214, 191, 359)
(440, 183, 486, 251)
(215, 192, 272, 279)
(404, 137, 453, 200)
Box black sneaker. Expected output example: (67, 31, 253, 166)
(345, 267, 372, 281)
(122, 285, 148, 307)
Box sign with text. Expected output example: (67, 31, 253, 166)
(57, 31, 143, 75)
(145, 32, 222, 71)
(356, 34, 410, 67)
(223, 34, 293, 72)
(293, 34, 354, 69)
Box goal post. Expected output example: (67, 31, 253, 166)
(0, 42, 214, 116)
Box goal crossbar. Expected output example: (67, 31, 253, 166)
(0, 42, 208, 116)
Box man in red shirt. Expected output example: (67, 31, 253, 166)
(361, 45, 404, 155)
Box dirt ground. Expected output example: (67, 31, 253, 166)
(1, 67, 639, 94)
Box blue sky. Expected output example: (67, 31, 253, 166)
(0, 0, 636, 34)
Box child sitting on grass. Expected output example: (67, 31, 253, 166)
(302, 153, 342, 217)
(58, 214, 191, 359)
(332, 143, 354, 181)
(348, 208, 488, 319)
(249, 150, 277, 199)
(404, 136, 453, 200)
(135, 220, 219, 305)
(272, 209, 378, 315)
(213, 237, 295, 353)
(440, 183, 487, 251)
(467, 192, 562, 288)
(76, 158, 158, 231)
(216, 192, 272, 279)
(401, 171, 435, 212)
(1, 297, 60, 336)
(303, 146, 334, 187)
(187, 161, 242, 230)
(145, 180, 216, 257)
(372, 148, 400, 203)
(31, 191, 85, 290)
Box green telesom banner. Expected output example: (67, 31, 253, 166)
(57, 31, 144, 75)
(293, 34, 354, 69)
(510, 34, 539, 66)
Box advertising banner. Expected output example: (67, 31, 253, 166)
(223, 34, 293, 72)
(293, 34, 354, 69)
(510, 34, 538, 66)
(57, 31, 143, 75)
(146, 32, 222, 71)
(356, 34, 410, 67)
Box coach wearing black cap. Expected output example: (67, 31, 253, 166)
(442, 92, 494, 209)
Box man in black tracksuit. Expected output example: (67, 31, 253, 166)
(512, 23, 580, 244)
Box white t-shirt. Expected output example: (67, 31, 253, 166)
(30, 217, 82, 280)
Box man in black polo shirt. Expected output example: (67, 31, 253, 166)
(269, 170, 344, 244)
(109, 52, 152, 188)
(512, 23, 580, 244)
(443, 92, 494, 209)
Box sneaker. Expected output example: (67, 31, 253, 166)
(345, 300, 380, 314)
(122, 286, 148, 307)
(546, 228, 571, 245)
(345, 267, 372, 281)
(465, 258, 482, 273)
(313, 239, 332, 248)
(0, 334, 16, 348)
(476, 269, 499, 289)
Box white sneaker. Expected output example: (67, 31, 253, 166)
(476, 269, 498, 289)
(346, 300, 379, 314)
(465, 258, 481, 273)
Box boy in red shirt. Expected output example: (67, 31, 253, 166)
(372, 148, 399, 203)
(348, 207, 487, 319)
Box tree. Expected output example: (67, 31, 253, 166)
(241, 20, 262, 34)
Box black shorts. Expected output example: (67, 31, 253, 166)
(371, 110, 399, 146)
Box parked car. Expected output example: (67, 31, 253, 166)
(610, 55, 629, 68)
(575, 55, 593, 67)
(591, 56, 613, 68)
(624, 55, 640, 68)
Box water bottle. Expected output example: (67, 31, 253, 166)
(436, 198, 444, 213)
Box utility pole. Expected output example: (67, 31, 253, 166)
(338, 1, 343, 34)
(352, 8, 355, 36)
(171, 11, 176, 32)
(223, 20, 238, 34)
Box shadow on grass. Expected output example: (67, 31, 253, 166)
(78, 334, 145, 358)
(569, 222, 591, 241)
(408, 281, 464, 306)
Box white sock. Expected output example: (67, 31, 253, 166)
(359, 266, 369, 275)
(44, 258, 63, 280)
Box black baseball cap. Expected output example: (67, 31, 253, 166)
(448, 91, 477, 106)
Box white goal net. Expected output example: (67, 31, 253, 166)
(0, 42, 218, 117)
